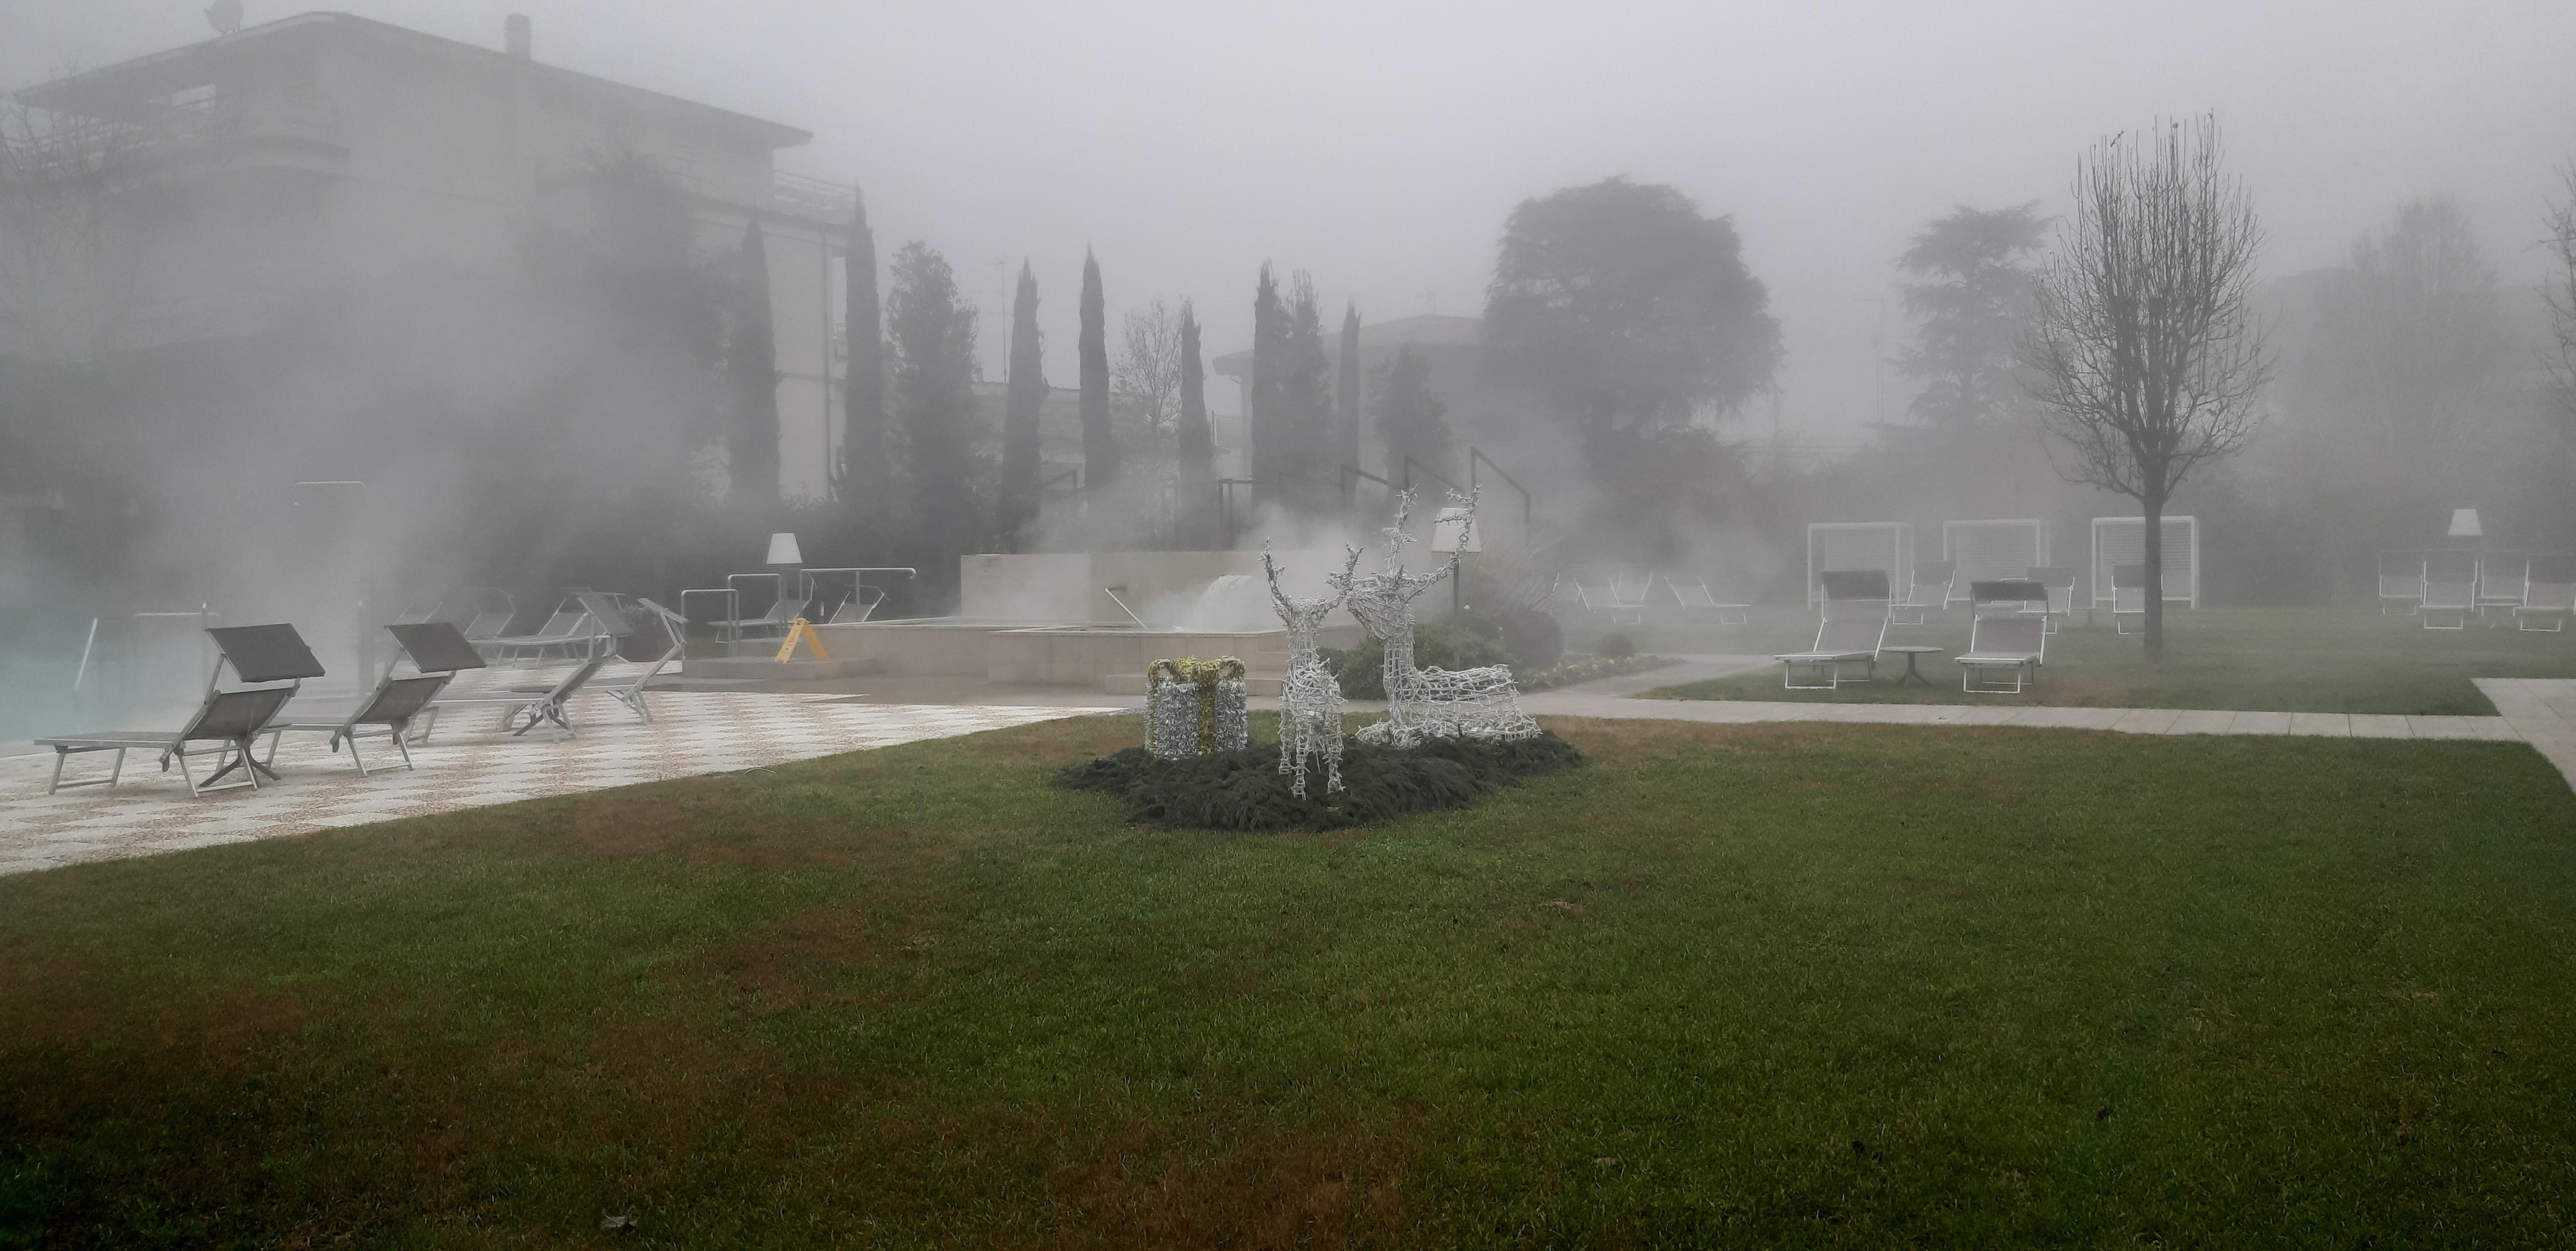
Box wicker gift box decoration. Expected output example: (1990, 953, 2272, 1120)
(1146, 656, 1249, 758)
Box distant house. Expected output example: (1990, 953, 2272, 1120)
(7, 11, 853, 501)
(1208, 313, 1552, 490)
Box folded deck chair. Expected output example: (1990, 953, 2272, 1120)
(1892, 561, 1953, 626)
(824, 585, 886, 624)
(2025, 565, 2076, 634)
(2110, 563, 2149, 635)
(1774, 570, 1890, 689)
(37, 623, 327, 796)
(2377, 552, 2424, 616)
(591, 598, 688, 724)
(1665, 576, 1750, 625)
(2515, 555, 2576, 632)
(2420, 552, 2479, 630)
(432, 591, 636, 739)
(2477, 553, 2528, 624)
(261, 622, 488, 776)
(1956, 580, 2049, 694)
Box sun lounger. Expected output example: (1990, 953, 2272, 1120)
(2025, 564, 2076, 634)
(2477, 553, 2528, 624)
(2110, 563, 2148, 635)
(1664, 576, 1750, 625)
(36, 623, 326, 796)
(2420, 551, 2478, 630)
(431, 592, 635, 740)
(1892, 560, 1953, 626)
(592, 598, 688, 724)
(1574, 576, 1647, 625)
(1774, 570, 1889, 689)
(473, 597, 602, 661)
(1956, 580, 2049, 694)
(2377, 551, 2424, 616)
(259, 622, 487, 776)
(2515, 554, 2576, 632)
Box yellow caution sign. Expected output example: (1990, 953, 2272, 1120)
(773, 618, 830, 662)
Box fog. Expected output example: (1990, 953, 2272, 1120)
(11, 0, 2574, 442)
(6, 0, 2576, 739)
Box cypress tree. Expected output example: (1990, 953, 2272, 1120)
(840, 191, 887, 508)
(998, 262, 1045, 547)
(1248, 264, 1284, 513)
(1279, 271, 1331, 513)
(1335, 301, 1362, 500)
(1175, 301, 1217, 547)
(1078, 249, 1118, 500)
(886, 242, 980, 606)
(725, 217, 781, 504)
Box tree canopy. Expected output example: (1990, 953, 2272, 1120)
(1897, 203, 2046, 429)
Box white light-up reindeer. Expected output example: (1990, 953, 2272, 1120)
(1330, 490, 1539, 747)
(1262, 542, 1361, 797)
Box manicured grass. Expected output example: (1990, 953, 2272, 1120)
(6, 714, 2575, 1246)
(1623, 606, 2576, 714)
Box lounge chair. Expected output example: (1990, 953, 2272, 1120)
(36, 623, 326, 796)
(2515, 555, 2576, 632)
(2377, 551, 2424, 616)
(431, 591, 635, 740)
(716, 594, 808, 641)
(592, 598, 688, 724)
(259, 622, 488, 776)
(1892, 560, 1953, 626)
(1774, 570, 1890, 689)
(1956, 580, 2049, 694)
(1575, 576, 1647, 626)
(2025, 564, 2077, 634)
(1665, 576, 1750, 625)
(2420, 551, 2478, 630)
(474, 597, 600, 662)
(2477, 553, 2529, 625)
(2110, 563, 2148, 635)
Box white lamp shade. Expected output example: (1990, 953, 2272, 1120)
(765, 532, 804, 564)
(2447, 509, 2482, 539)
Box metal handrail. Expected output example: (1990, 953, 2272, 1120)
(680, 588, 741, 644)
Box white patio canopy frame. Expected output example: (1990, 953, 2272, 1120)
(2090, 516, 2200, 609)
(1942, 520, 2051, 608)
(1807, 523, 1913, 608)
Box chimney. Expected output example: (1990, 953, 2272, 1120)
(504, 14, 531, 59)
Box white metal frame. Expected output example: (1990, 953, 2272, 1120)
(2377, 551, 2425, 616)
(1806, 523, 1912, 609)
(1942, 520, 2050, 608)
(2090, 516, 2200, 610)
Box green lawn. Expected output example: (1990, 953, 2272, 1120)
(1620, 606, 2576, 714)
(6, 714, 2576, 1247)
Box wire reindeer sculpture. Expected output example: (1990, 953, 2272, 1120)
(1261, 542, 1361, 797)
(1329, 490, 1539, 748)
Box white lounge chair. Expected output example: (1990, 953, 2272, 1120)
(1891, 560, 1953, 626)
(1774, 570, 1889, 689)
(591, 598, 688, 724)
(2377, 552, 2424, 616)
(2025, 564, 2076, 635)
(432, 592, 635, 739)
(2421, 552, 2478, 630)
(1664, 576, 1750, 625)
(1956, 580, 2049, 694)
(2478, 553, 2528, 625)
(36, 623, 327, 796)
(1575, 576, 1648, 625)
(2110, 563, 2149, 635)
(2515, 555, 2576, 632)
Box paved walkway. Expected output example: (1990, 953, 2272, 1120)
(0, 692, 1113, 877)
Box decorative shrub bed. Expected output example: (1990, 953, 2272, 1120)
(1056, 731, 1584, 831)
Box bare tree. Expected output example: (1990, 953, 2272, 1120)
(2023, 116, 2269, 661)
(2547, 164, 2576, 437)
(1114, 297, 1183, 467)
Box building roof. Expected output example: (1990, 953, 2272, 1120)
(14, 11, 811, 151)
(1209, 313, 1483, 379)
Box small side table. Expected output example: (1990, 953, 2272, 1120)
(1881, 645, 1944, 688)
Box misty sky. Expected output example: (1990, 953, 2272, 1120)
(8, 0, 2574, 444)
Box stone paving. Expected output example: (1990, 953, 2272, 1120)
(0, 690, 1114, 877)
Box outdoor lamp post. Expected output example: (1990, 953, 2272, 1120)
(2448, 509, 2482, 541)
(768, 533, 803, 615)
